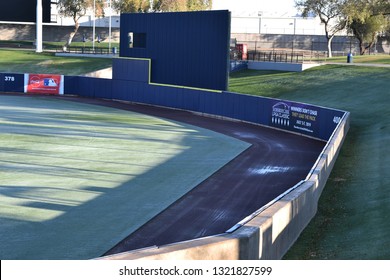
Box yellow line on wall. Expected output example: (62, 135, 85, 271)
(116, 57, 223, 93)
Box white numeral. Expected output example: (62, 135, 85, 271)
(5, 76, 15, 82)
(333, 116, 341, 124)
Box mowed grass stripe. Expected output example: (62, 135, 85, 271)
(0, 95, 250, 259)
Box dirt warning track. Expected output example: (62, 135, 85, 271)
(60, 96, 325, 256)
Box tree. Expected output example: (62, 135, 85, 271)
(344, 0, 390, 19)
(344, 0, 390, 54)
(113, 0, 212, 13)
(186, 0, 212, 11)
(58, 0, 104, 50)
(295, 0, 348, 57)
(349, 15, 389, 54)
(112, 0, 152, 13)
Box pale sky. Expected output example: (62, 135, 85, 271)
(212, 0, 299, 17)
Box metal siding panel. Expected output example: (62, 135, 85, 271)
(203, 91, 220, 115)
(120, 11, 230, 90)
(220, 91, 235, 119)
(94, 79, 112, 99)
(112, 79, 128, 101)
(0, 73, 4, 92)
(78, 77, 94, 98)
(181, 88, 201, 112)
(155, 86, 175, 108)
(236, 95, 261, 126)
(64, 76, 79, 95)
(113, 58, 149, 83)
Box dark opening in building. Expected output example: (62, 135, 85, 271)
(128, 32, 147, 48)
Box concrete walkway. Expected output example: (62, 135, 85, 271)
(321, 62, 390, 68)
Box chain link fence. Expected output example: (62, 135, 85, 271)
(233, 37, 390, 62)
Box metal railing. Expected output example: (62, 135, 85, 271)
(247, 51, 304, 63)
(56, 46, 119, 55)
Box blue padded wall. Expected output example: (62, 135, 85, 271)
(120, 10, 230, 91)
(0, 73, 4, 92)
(2, 73, 24, 93)
(64, 76, 79, 95)
(1, 70, 345, 141)
(112, 58, 150, 83)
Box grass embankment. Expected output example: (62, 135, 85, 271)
(316, 54, 390, 64)
(230, 65, 390, 259)
(0, 49, 112, 75)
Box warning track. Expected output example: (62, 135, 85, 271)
(59, 96, 325, 256)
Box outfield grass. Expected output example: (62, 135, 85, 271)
(0, 49, 112, 75)
(230, 65, 390, 259)
(0, 95, 249, 259)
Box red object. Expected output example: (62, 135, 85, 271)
(26, 74, 63, 95)
(236, 44, 248, 60)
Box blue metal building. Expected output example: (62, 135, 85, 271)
(119, 10, 231, 91)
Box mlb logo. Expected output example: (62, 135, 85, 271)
(44, 78, 57, 87)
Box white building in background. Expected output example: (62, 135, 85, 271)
(213, 0, 299, 17)
(47, 0, 342, 36)
(212, 0, 341, 36)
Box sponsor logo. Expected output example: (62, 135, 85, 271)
(272, 102, 290, 127)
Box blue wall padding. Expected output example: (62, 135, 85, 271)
(64, 76, 79, 95)
(77, 77, 95, 98)
(2, 73, 24, 93)
(120, 10, 230, 91)
(0, 73, 4, 92)
(1, 71, 346, 141)
(112, 58, 149, 83)
(94, 78, 113, 99)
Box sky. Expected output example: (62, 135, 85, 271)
(212, 0, 299, 17)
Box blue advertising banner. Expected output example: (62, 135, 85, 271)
(270, 101, 320, 135)
(268, 99, 345, 140)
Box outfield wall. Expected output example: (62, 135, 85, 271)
(100, 111, 350, 260)
(0, 62, 349, 259)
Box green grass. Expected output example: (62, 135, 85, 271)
(0, 95, 249, 259)
(230, 66, 390, 259)
(0, 49, 113, 75)
(315, 54, 390, 64)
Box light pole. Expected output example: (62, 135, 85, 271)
(36, 0, 43, 53)
(108, 0, 112, 51)
(290, 18, 296, 56)
(92, 0, 96, 52)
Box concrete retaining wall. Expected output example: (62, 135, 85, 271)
(248, 61, 320, 72)
(0, 23, 120, 43)
(98, 110, 350, 260)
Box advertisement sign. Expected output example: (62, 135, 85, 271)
(270, 101, 320, 137)
(25, 74, 64, 95)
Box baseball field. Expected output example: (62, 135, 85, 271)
(1, 50, 389, 259)
(0, 94, 249, 259)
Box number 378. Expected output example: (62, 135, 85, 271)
(5, 76, 15, 82)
